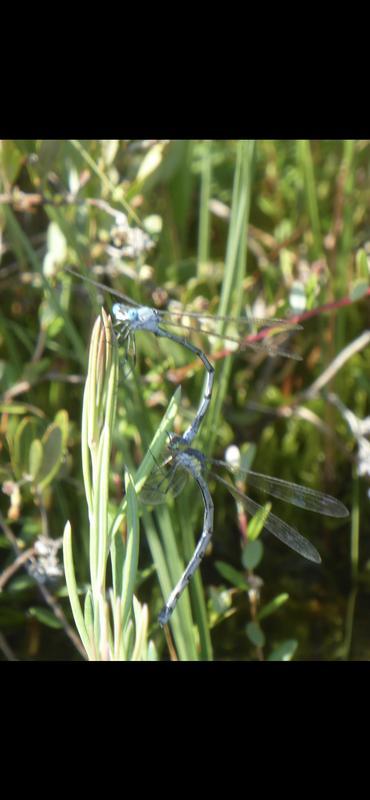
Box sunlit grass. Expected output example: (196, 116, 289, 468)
(0, 139, 369, 661)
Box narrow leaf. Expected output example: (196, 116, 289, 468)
(268, 640, 298, 661)
(28, 607, 62, 629)
(258, 593, 289, 621)
(215, 560, 250, 590)
(246, 621, 265, 648)
(242, 539, 264, 570)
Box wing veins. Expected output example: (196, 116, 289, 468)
(210, 462, 349, 517)
(211, 472, 322, 563)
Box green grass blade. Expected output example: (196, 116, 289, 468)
(197, 141, 212, 278)
(2, 205, 86, 366)
(205, 140, 255, 453)
(296, 140, 321, 257)
(120, 473, 140, 630)
(109, 387, 181, 540)
(62, 522, 92, 659)
(177, 491, 213, 660)
(142, 507, 199, 661)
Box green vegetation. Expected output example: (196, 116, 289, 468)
(0, 139, 369, 661)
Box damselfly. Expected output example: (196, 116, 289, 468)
(67, 268, 302, 446)
(140, 438, 349, 626)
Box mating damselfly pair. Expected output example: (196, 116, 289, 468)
(67, 267, 349, 626)
(67, 267, 302, 446)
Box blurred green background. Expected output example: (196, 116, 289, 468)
(0, 139, 369, 661)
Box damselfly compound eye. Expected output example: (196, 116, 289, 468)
(112, 303, 126, 321)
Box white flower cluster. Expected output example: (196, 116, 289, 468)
(29, 536, 64, 583)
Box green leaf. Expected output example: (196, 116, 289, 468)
(204, 140, 255, 453)
(0, 140, 23, 186)
(124, 618, 135, 660)
(215, 560, 250, 590)
(268, 640, 298, 661)
(246, 621, 265, 648)
(6, 575, 36, 592)
(120, 472, 140, 631)
(241, 539, 264, 570)
(258, 593, 289, 621)
(296, 140, 321, 257)
(12, 417, 43, 479)
(0, 403, 45, 417)
(110, 387, 182, 539)
(84, 590, 94, 633)
(63, 521, 91, 658)
(247, 503, 271, 541)
(355, 248, 369, 280)
(29, 607, 62, 629)
(54, 410, 69, 441)
(36, 423, 65, 490)
(29, 439, 43, 481)
(350, 281, 369, 302)
(147, 640, 159, 661)
(100, 139, 119, 166)
(136, 143, 166, 184)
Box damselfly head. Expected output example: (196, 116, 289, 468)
(167, 433, 184, 452)
(114, 304, 161, 331)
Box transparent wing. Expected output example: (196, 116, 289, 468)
(160, 309, 302, 327)
(240, 334, 302, 361)
(212, 472, 322, 563)
(139, 463, 188, 505)
(212, 461, 349, 518)
(67, 268, 301, 332)
(67, 267, 302, 360)
(65, 268, 140, 307)
(66, 268, 302, 359)
(159, 315, 302, 360)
